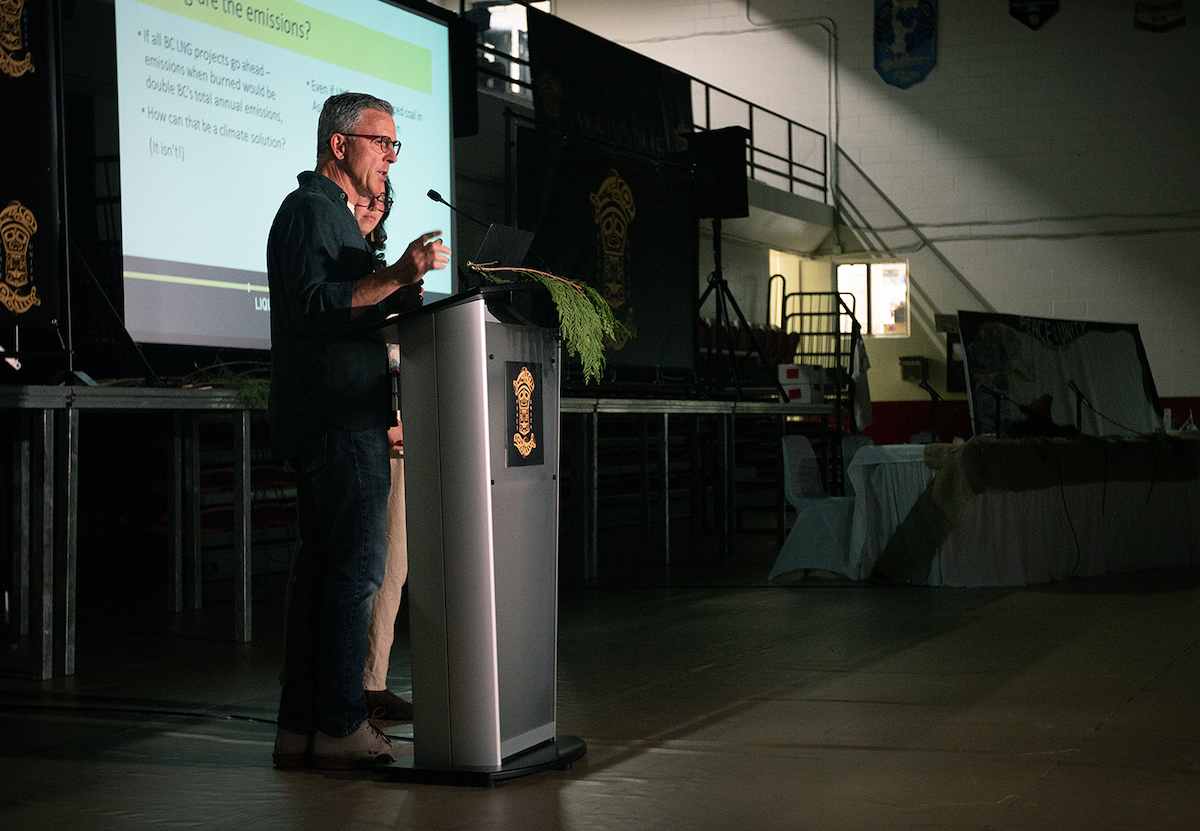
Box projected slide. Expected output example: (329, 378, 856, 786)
(115, 0, 453, 349)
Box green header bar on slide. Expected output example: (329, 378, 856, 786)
(127, 270, 270, 293)
(136, 0, 432, 93)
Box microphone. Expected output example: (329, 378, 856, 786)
(1067, 379, 1090, 404)
(427, 189, 489, 230)
(917, 378, 944, 401)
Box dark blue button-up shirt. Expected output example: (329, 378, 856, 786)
(266, 171, 394, 464)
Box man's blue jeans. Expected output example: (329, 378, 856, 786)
(277, 426, 390, 737)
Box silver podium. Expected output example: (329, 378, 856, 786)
(376, 285, 586, 785)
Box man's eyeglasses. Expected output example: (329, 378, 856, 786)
(343, 133, 401, 154)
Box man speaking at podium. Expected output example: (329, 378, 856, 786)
(266, 92, 448, 770)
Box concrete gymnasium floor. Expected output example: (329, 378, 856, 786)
(2, 531, 1199, 831)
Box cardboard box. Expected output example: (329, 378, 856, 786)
(783, 382, 823, 404)
(778, 364, 826, 403)
(778, 364, 827, 385)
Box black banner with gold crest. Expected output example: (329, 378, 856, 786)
(516, 127, 697, 374)
(2, 0, 61, 332)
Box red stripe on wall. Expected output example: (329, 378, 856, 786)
(860, 397, 1199, 445)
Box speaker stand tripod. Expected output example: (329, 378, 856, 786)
(698, 218, 787, 402)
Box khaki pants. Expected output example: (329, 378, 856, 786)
(363, 453, 408, 691)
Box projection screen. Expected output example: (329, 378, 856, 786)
(114, 0, 454, 349)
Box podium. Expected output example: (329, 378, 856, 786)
(376, 285, 586, 785)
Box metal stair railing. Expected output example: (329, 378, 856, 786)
(469, 7, 829, 203)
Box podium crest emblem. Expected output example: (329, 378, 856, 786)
(512, 365, 537, 458)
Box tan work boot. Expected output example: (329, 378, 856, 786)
(310, 720, 398, 770)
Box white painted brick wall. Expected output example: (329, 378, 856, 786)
(548, 0, 1199, 395)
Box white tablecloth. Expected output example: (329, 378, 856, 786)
(875, 436, 1200, 586)
(843, 444, 933, 581)
(772, 437, 1200, 586)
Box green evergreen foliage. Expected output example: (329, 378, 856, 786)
(469, 264, 623, 385)
(180, 361, 270, 409)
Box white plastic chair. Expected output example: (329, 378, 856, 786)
(769, 435, 857, 579)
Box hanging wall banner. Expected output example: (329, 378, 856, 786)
(1, 0, 60, 330)
(1135, 1, 1185, 32)
(1010, 1, 1059, 30)
(874, 0, 937, 89)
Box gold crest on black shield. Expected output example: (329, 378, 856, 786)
(1, 200, 41, 314)
(590, 169, 636, 350)
(507, 362, 544, 467)
(1, 0, 35, 77)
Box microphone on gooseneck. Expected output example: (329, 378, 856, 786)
(427, 189, 489, 230)
(917, 378, 944, 402)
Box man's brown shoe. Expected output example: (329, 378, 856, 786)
(366, 688, 413, 721)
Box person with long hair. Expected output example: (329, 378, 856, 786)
(353, 180, 415, 723)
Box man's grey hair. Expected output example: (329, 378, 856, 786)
(316, 92, 394, 161)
